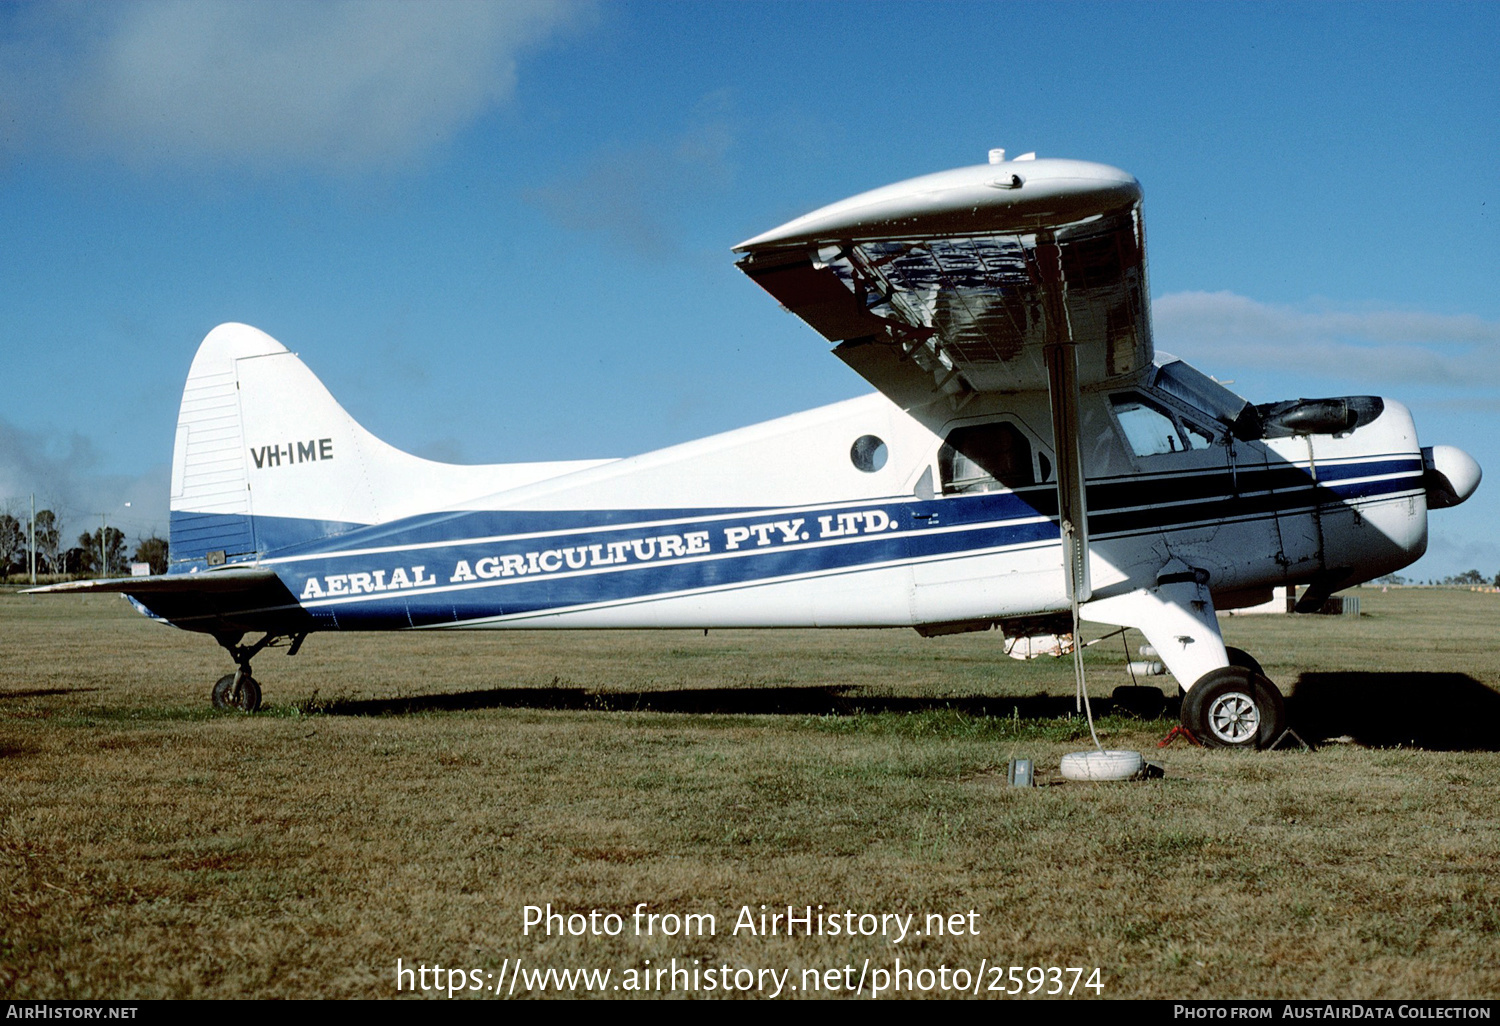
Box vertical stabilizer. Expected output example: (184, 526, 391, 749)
(170, 321, 419, 567)
(169, 323, 614, 571)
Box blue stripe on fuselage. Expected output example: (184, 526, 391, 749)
(170, 455, 1424, 627)
(293, 510, 1035, 629)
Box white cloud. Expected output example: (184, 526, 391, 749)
(0, 0, 587, 172)
(1153, 291, 1500, 386)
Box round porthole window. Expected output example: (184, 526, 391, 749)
(850, 434, 888, 473)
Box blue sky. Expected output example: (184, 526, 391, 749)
(1, 0, 1496, 581)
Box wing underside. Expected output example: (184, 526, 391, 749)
(734, 161, 1151, 412)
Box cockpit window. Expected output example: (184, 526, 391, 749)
(1113, 396, 1184, 456)
(1110, 393, 1215, 457)
(939, 422, 1035, 493)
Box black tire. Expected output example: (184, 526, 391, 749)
(1225, 646, 1265, 679)
(211, 672, 262, 713)
(1181, 666, 1285, 749)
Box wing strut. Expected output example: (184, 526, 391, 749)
(1036, 235, 1091, 604)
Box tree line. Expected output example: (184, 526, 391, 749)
(0, 509, 168, 581)
(1376, 570, 1497, 587)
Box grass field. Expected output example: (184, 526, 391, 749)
(2, 587, 1498, 999)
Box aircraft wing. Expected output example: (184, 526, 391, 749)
(732, 157, 1150, 410)
(734, 156, 1150, 604)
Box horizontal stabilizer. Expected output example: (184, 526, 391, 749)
(24, 568, 281, 596)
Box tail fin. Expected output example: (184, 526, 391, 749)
(169, 323, 390, 569)
(169, 323, 608, 571)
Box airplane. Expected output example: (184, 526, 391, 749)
(30, 151, 1481, 750)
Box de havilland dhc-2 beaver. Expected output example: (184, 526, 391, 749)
(32, 151, 1481, 749)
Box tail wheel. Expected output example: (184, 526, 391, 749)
(211, 672, 263, 713)
(1181, 667, 1284, 749)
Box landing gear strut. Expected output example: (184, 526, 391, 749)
(210, 632, 306, 712)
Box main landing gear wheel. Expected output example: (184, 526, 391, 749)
(1181, 666, 1285, 749)
(211, 672, 262, 713)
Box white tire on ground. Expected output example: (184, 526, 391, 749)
(1059, 750, 1145, 781)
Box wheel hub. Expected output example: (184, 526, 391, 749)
(1206, 692, 1260, 744)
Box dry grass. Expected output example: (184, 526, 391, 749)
(2, 588, 1498, 999)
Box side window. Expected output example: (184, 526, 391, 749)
(1111, 393, 1215, 457)
(939, 422, 1035, 494)
(1183, 421, 1215, 450)
(1113, 396, 1183, 456)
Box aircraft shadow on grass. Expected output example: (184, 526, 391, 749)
(1286, 672, 1500, 752)
(310, 686, 1106, 721)
(310, 672, 1500, 751)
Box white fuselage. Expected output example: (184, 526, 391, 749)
(250, 377, 1428, 633)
